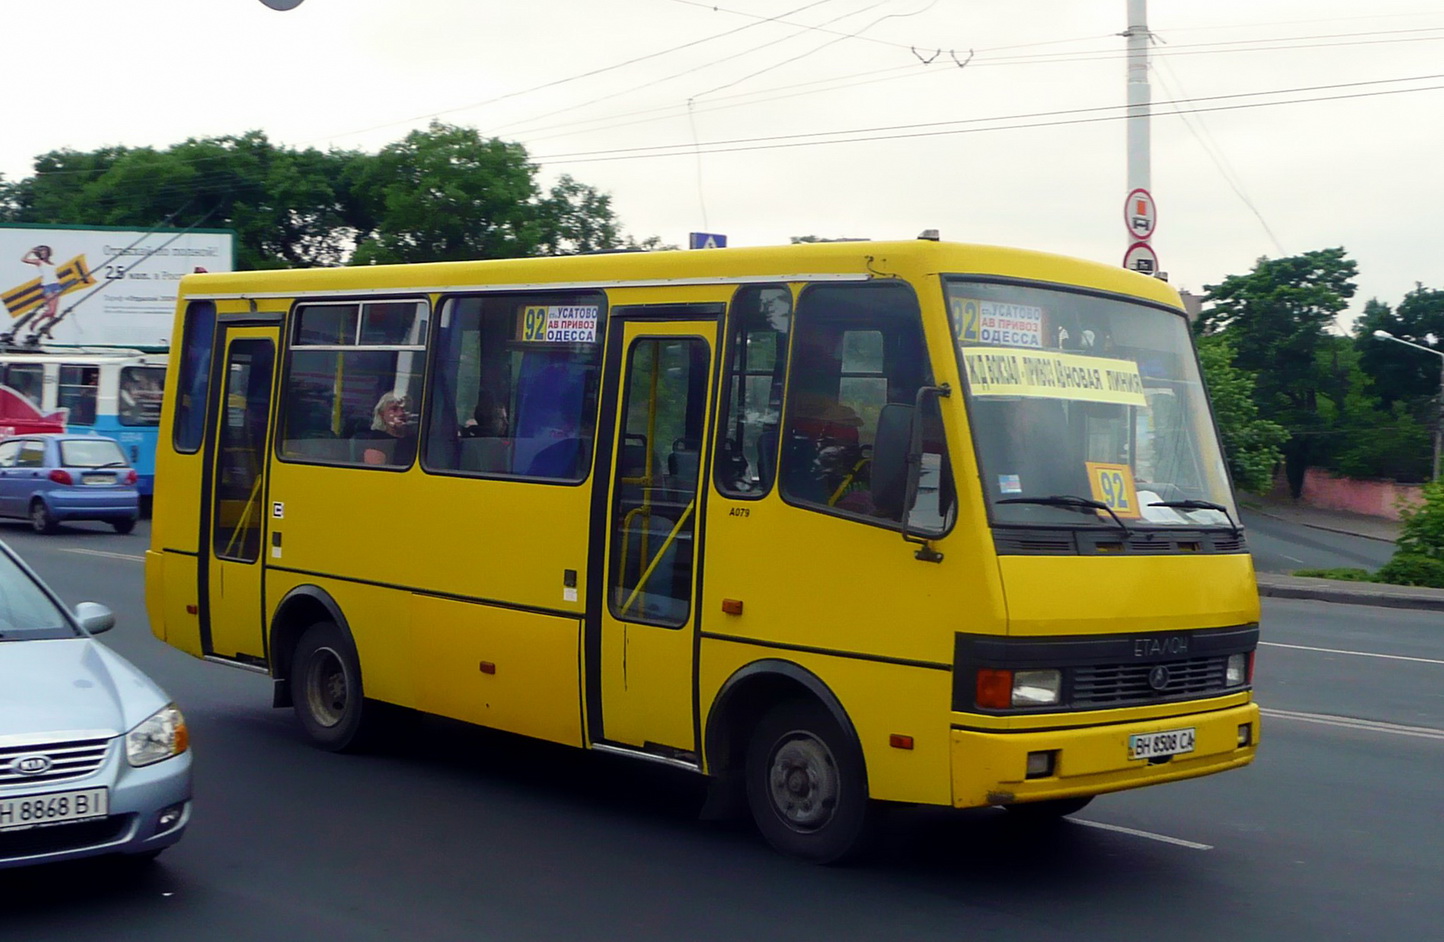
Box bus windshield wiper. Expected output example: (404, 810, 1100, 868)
(1147, 499, 1242, 537)
(997, 495, 1132, 538)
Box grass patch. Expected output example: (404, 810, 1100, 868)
(1291, 567, 1377, 582)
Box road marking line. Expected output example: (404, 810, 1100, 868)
(62, 548, 145, 562)
(1260, 708, 1444, 741)
(1071, 819, 1213, 850)
(1259, 641, 1444, 666)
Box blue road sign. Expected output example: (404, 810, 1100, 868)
(688, 232, 727, 250)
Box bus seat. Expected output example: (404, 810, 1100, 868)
(526, 438, 582, 478)
(459, 437, 512, 473)
(667, 439, 700, 488)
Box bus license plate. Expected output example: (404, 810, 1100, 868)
(0, 788, 108, 831)
(1129, 728, 1196, 760)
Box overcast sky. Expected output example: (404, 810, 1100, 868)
(4, 0, 1441, 325)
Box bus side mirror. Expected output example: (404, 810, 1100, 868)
(871, 403, 914, 519)
(872, 385, 950, 563)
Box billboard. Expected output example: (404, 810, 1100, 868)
(0, 224, 234, 348)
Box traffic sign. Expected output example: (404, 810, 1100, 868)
(688, 232, 727, 250)
(1124, 188, 1157, 240)
(1123, 242, 1159, 274)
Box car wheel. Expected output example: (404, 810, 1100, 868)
(292, 620, 379, 752)
(112, 517, 137, 534)
(29, 499, 58, 534)
(745, 699, 875, 864)
(1002, 796, 1094, 820)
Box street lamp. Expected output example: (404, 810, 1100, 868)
(1373, 329, 1444, 480)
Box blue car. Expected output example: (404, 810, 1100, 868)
(0, 434, 140, 534)
(0, 541, 192, 868)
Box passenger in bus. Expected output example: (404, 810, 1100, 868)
(462, 387, 509, 438)
(355, 391, 417, 466)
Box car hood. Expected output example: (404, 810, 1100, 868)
(0, 637, 169, 740)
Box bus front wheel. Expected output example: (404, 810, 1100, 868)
(292, 621, 376, 752)
(745, 700, 874, 864)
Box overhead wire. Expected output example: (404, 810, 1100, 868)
(1148, 49, 1288, 256)
(489, 0, 886, 137)
(528, 74, 1444, 163)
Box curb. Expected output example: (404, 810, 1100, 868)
(1256, 574, 1444, 612)
(1241, 504, 1399, 544)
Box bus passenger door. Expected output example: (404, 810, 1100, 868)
(596, 320, 715, 755)
(201, 326, 277, 662)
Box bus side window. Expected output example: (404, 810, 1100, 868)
(423, 292, 606, 481)
(779, 281, 953, 528)
(278, 300, 427, 468)
(714, 285, 791, 497)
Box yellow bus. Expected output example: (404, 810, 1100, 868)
(145, 237, 1259, 862)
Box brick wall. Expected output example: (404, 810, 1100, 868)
(1298, 469, 1425, 520)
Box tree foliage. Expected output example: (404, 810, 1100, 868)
(0, 122, 654, 269)
(1198, 248, 1358, 495)
(1195, 335, 1287, 493)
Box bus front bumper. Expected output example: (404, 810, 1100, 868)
(950, 702, 1260, 808)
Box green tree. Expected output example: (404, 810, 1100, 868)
(1197, 248, 1358, 496)
(1195, 334, 1287, 493)
(5, 122, 655, 270)
(1374, 480, 1444, 587)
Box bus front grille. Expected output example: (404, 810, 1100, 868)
(1072, 656, 1230, 706)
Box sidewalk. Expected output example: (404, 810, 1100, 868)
(1240, 493, 1444, 612)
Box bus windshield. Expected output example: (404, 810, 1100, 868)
(947, 279, 1236, 530)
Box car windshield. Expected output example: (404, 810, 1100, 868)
(0, 550, 75, 641)
(60, 439, 128, 468)
(947, 279, 1236, 530)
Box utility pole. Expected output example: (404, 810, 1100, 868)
(1122, 0, 1160, 277)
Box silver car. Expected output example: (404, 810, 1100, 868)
(0, 543, 191, 869)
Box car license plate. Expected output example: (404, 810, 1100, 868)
(82, 473, 116, 486)
(0, 787, 108, 832)
(1129, 728, 1196, 760)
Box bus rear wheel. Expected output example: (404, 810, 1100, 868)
(745, 700, 874, 864)
(292, 621, 377, 752)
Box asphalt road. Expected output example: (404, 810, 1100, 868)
(2, 519, 1440, 941)
(1238, 508, 1395, 574)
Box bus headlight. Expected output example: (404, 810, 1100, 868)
(1012, 670, 1062, 706)
(127, 704, 190, 767)
(1225, 653, 1250, 686)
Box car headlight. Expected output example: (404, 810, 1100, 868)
(127, 704, 189, 767)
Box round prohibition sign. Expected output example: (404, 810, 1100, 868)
(1123, 241, 1159, 275)
(1125, 188, 1157, 240)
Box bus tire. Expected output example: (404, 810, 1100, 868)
(292, 620, 377, 752)
(1003, 796, 1094, 820)
(30, 499, 58, 534)
(745, 699, 874, 864)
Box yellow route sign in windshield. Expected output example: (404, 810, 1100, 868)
(962, 348, 1147, 406)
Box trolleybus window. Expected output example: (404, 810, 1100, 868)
(59, 364, 99, 426)
(422, 292, 606, 481)
(119, 366, 166, 425)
